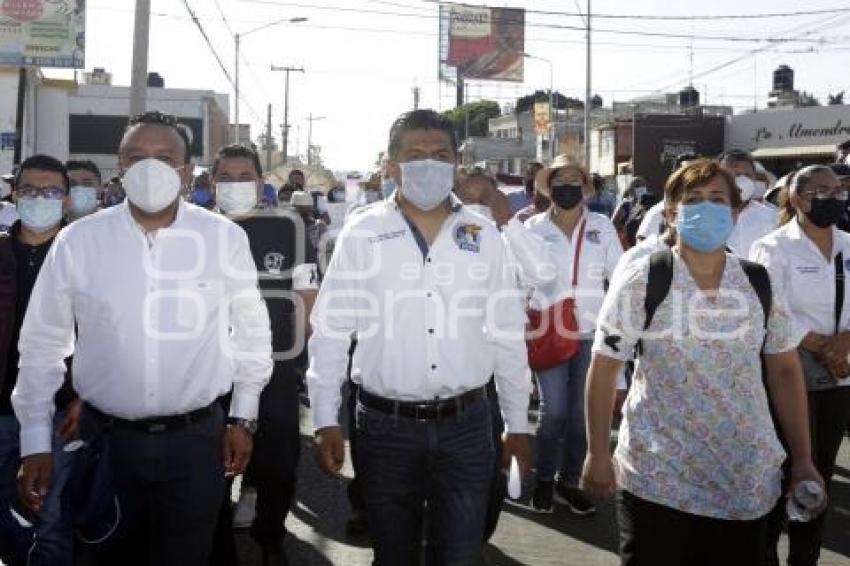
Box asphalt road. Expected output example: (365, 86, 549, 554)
(232, 409, 850, 566)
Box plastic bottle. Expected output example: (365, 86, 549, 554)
(787, 480, 825, 522)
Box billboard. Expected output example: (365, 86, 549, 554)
(0, 0, 85, 68)
(440, 3, 524, 83)
(632, 114, 725, 192)
(533, 101, 550, 136)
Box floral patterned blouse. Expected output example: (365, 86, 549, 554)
(593, 251, 803, 520)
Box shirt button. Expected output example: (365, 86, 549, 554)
(427, 292, 432, 298)
(428, 329, 434, 334)
(431, 364, 437, 370)
(427, 257, 432, 263)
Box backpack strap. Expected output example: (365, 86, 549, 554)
(834, 252, 845, 335)
(637, 249, 674, 355)
(738, 259, 772, 330)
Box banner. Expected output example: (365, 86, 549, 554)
(0, 0, 85, 68)
(534, 101, 550, 136)
(445, 4, 524, 83)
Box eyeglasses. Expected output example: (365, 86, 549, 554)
(800, 186, 849, 201)
(17, 185, 67, 200)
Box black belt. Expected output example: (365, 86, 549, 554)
(357, 387, 485, 422)
(85, 400, 220, 434)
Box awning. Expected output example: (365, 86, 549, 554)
(750, 144, 836, 159)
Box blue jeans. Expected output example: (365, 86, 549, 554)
(0, 414, 76, 566)
(356, 394, 496, 566)
(534, 339, 593, 485)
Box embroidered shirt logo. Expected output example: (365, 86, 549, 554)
(454, 223, 482, 253)
(586, 229, 601, 244)
(264, 252, 286, 275)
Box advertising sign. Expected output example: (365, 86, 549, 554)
(533, 101, 550, 136)
(0, 0, 85, 68)
(444, 4, 524, 82)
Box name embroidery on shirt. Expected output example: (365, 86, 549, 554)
(454, 223, 482, 253)
(368, 230, 406, 244)
(586, 229, 601, 244)
(795, 266, 821, 275)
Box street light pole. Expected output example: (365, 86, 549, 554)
(233, 16, 307, 145)
(271, 65, 305, 164)
(585, 0, 592, 169)
(306, 113, 326, 166)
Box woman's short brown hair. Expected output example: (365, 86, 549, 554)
(663, 158, 743, 209)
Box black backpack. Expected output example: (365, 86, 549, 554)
(637, 249, 772, 355)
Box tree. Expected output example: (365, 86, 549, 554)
(828, 91, 845, 106)
(798, 91, 821, 107)
(441, 100, 501, 141)
(514, 90, 594, 114)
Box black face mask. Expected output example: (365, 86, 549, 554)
(525, 179, 535, 195)
(808, 198, 846, 228)
(550, 183, 584, 210)
(639, 193, 660, 208)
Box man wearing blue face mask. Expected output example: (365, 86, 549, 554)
(66, 160, 102, 221)
(0, 155, 80, 565)
(309, 109, 532, 565)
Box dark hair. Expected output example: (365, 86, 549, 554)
(124, 111, 192, 163)
(15, 154, 70, 190)
(65, 159, 102, 184)
(719, 149, 755, 171)
(459, 172, 498, 192)
(288, 169, 305, 180)
(211, 144, 263, 177)
(387, 109, 457, 160)
(675, 153, 700, 168)
(838, 139, 850, 151)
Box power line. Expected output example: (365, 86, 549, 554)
(212, 0, 235, 35)
(420, 1, 850, 22)
(181, 0, 262, 122)
(238, 0, 849, 43)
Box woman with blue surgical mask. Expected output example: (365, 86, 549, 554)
(583, 159, 824, 565)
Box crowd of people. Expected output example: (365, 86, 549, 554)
(0, 108, 847, 566)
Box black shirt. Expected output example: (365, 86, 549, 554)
(236, 212, 317, 356)
(0, 226, 53, 415)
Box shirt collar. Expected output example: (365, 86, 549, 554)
(788, 217, 843, 259)
(388, 191, 463, 215)
(121, 198, 186, 237)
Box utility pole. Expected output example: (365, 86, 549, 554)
(129, 0, 151, 118)
(306, 113, 326, 166)
(271, 65, 305, 165)
(413, 86, 420, 110)
(265, 104, 273, 173)
(584, 0, 592, 169)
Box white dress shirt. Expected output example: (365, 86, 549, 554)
(727, 200, 779, 258)
(12, 202, 273, 456)
(750, 220, 850, 387)
(524, 209, 623, 336)
(0, 202, 17, 232)
(307, 196, 531, 433)
(636, 201, 664, 240)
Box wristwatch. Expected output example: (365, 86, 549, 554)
(227, 417, 258, 435)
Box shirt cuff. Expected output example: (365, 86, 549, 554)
(501, 406, 532, 435)
(228, 388, 261, 421)
(19, 425, 53, 458)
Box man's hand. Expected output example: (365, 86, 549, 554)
(222, 425, 253, 477)
(789, 459, 828, 518)
(820, 332, 850, 376)
(501, 433, 532, 479)
(18, 453, 53, 513)
(801, 332, 829, 354)
(580, 453, 616, 501)
(57, 399, 83, 442)
(314, 426, 345, 477)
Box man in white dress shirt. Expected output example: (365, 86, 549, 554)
(12, 111, 273, 566)
(308, 109, 532, 564)
(721, 150, 779, 257)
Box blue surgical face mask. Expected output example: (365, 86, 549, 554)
(676, 200, 733, 253)
(69, 185, 98, 218)
(18, 196, 64, 233)
(191, 186, 212, 206)
(381, 177, 396, 199)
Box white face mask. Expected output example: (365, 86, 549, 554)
(122, 158, 183, 214)
(400, 159, 455, 211)
(752, 180, 768, 199)
(736, 175, 756, 202)
(216, 181, 258, 215)
(69, 185, 98, 217)
(18, 197, 63, 233)
(467, 203, 493, 221)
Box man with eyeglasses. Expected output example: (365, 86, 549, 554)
(65, 160, 102, 221)
(12, 112, 273, 565)
(0, 154, 78, 565)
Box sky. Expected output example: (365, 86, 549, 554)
(45, 0, 850, 172)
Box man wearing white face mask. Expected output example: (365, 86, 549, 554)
(308, 109, 532, 564)
(722, 150, 780, 258)
(12, 112, 273, 566)
(210, 144, 318, 566)
(0, 155, 80, 565)
(65, 160, 102, 221)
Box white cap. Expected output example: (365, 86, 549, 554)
(290, 190, 313, 207)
